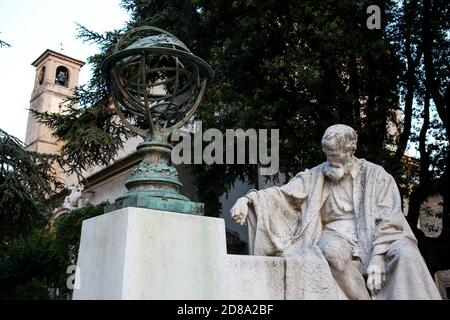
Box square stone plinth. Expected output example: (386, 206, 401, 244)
(73, 207, 227, 299)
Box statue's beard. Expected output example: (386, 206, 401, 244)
(324, 158, 354, 183)
(324, 164, 346, 183)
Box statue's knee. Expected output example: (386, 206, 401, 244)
(318, 242, 350, 272)
(387, 240, 420, 262)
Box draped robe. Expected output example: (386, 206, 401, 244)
(245, 158, 441, 299)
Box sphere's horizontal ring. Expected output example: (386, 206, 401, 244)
(119, 67, 197, 95)
(101, 47, 213, 85)
(115, 72, 197, 111)
(116, 82, 195, 113)
(113, 57, 198, 108)
(121, 82, 195, 104)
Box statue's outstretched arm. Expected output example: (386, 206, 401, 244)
(230, 169, 311, 226)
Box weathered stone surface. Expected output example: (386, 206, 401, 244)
(74, 207, 342, 300)
(284, 246, 340, 300)
(73, 208, 227, 300)
(225, 248, 340, 300)
(230, 124, 441, 300)
(225, 255, 285, 300)
(434, 269, 450, 299)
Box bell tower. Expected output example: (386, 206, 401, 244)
(25, 49, 85, 154)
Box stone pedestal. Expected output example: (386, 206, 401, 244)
(73, 207, 340, 300)
(225, 255, 286, 299)
(73, 208, 227, 299)
(225, 252, 340, 300)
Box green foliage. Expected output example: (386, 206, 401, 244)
(0, 232, 59, 299)
(13, 279, 50, 300)
(0, 203, 106, 300)
(0, 129, 66, 246)
(53, 203, 106, 264)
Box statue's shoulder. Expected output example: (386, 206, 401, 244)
(360, 158, 392, 180)
(311, 162, 327, 174)
(293, 162, 326, 178)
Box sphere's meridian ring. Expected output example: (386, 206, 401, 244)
(171, 79, 207, 130)
(114, 65, 147, 117)
(119, 67, 197, 116)
(103, 47, 213, 91)
(110, 77, 148, 137)
(164, 54, 181, 129)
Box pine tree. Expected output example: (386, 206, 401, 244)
(0, 129, 65, 246)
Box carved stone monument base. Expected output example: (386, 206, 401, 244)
(73, 207, 341, 300)
(73, 208, 226, 299)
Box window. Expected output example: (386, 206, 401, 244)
(38, 66, 45, 85)
(55, 66, 69, 87)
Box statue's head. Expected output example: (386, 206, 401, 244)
(321, 124, 358, 182)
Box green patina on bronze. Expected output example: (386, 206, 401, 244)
(102, 26, 213, 215)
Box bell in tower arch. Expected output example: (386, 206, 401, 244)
(55, 66, 69, 87)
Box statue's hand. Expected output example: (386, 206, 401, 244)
(230, 197, 250, 225)
(366, 254, 386, 297)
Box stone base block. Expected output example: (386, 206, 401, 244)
(73, 207, 340, 300)
(224, 251, 340, 300)
(73, 207, 227, 299)
(225, 255, 286, 299)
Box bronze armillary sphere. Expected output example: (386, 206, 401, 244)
(101, 26, 213, 140)
(101, 26, 213, 215)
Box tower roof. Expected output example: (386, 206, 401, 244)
(31, 49, 85, 68)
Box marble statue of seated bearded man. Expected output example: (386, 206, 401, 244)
(230, 124, 441, 300)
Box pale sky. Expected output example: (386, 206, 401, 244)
(0, 1, 432, 160)
(0, 0, 130, 141)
